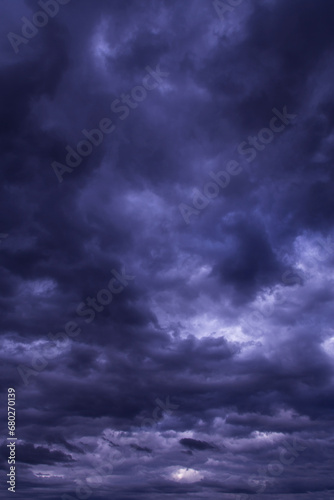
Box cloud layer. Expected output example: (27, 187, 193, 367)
(1, 0, 334, 498)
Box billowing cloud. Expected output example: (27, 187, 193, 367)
(1, 0, 334, 498)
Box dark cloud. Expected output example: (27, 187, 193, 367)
(0, 0, 334, 498)
(179, 438, 218, 451)
(130, 443, 152, 453)
(0, 443, 74, 465)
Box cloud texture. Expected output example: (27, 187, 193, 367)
(1, 0, 334, 498)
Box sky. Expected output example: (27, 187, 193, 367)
(1, 0, 334, 499)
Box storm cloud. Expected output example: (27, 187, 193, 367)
(1, 0, 334, 498)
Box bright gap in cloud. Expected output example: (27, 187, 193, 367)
(170, 467, 204, 483)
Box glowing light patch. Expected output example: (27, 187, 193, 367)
(170, 467, 204, 483)
(252, 431, 281, 442)
(322, 337, 334, 357)
(24, 278, 56, 296)
(91, 20, 115, 67)
(293, 233, 333, 278)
